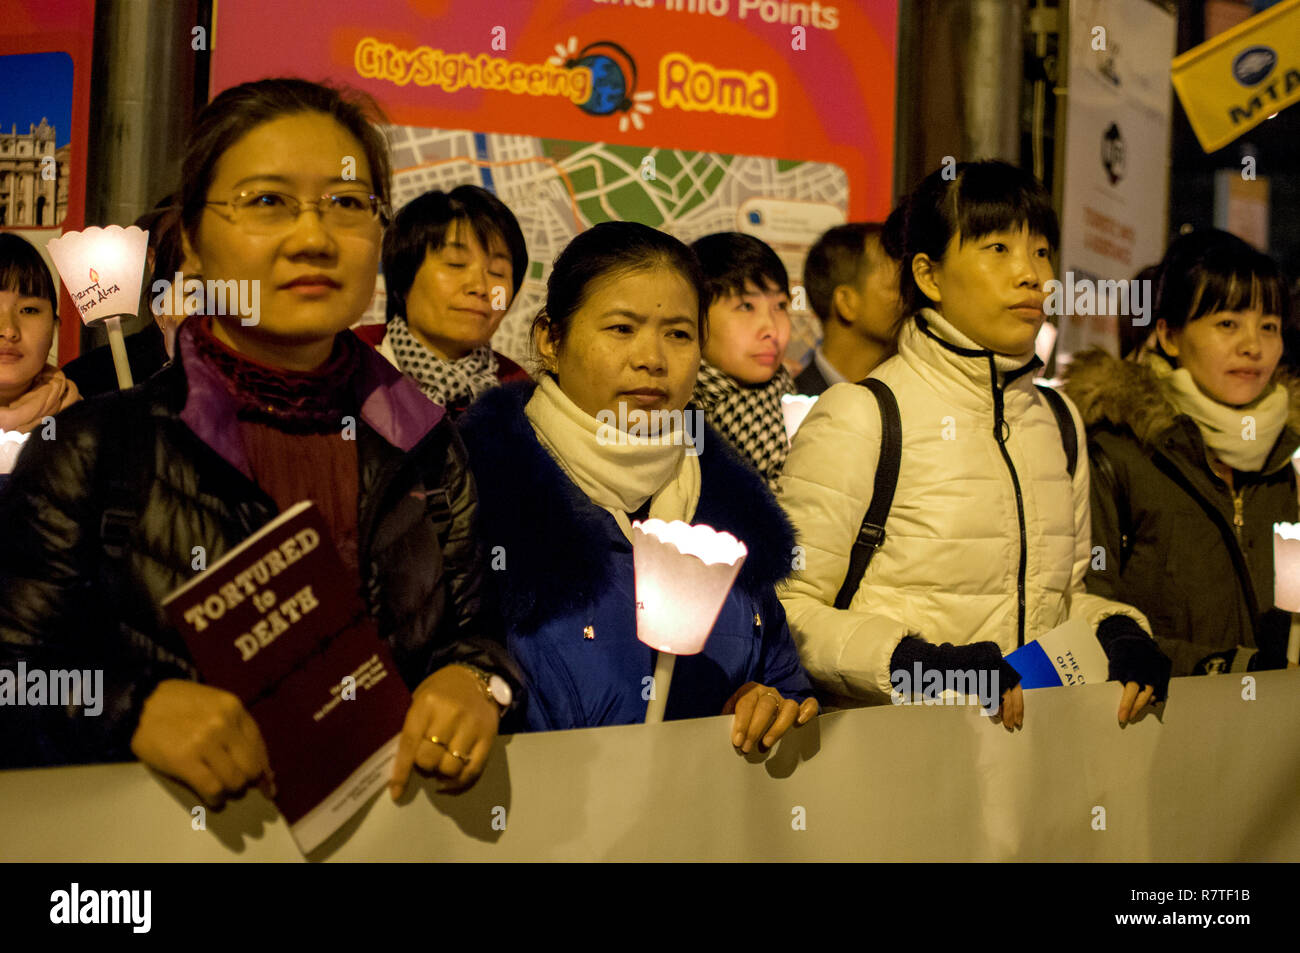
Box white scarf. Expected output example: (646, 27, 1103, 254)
(1145, 351, 1289, 472)
(524, 375, 701, 541)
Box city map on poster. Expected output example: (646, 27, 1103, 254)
(362, 127, 849, 369)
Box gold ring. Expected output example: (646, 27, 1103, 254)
(764, 691, 782, 703)
(428, 735, 446, 747)
(448, 750, 471, 764)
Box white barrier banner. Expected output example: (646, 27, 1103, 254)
(0, 672, 1296, 861)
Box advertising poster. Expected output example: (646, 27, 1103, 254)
(1055, 0, 1176, 363)
(210, 0, 898, 366)
(0, 0, 94, 365)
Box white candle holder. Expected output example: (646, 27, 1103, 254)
(632, 519, 748, 723)
(781, 393, 818, 441)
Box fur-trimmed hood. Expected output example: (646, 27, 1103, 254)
(1063, 348, 1300, 451)
(458, 381, 798, 635)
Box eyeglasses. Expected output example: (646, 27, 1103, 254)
(204, 189, 389, 235)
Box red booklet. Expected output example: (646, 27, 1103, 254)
(162, 501, 411, 853)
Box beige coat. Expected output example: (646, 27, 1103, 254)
(777, 309, 1149, 701)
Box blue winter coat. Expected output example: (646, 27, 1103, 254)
(458, 382, 814, 732)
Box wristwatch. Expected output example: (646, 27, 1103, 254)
(455, 663, 513, 714)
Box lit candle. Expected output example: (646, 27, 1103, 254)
(780, 393, 818, 442)
(632, 519, 748, 723)
(47, 226, 150, 390)
(0, 429, 31, 474)
(1273, 523, 1300, 611)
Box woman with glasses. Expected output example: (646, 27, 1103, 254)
(0, 79, 522, 805)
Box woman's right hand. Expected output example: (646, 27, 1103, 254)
(130, 679, 274, 807)
(993, 683, 1024, 732)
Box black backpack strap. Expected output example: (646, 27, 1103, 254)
(833, 379, 901, 610)
(1035, 382, 1077, 479)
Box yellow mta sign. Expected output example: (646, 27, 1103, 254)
(1170, 0, 1300, 152)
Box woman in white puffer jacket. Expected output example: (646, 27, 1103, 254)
(777, 160, 1170, 728)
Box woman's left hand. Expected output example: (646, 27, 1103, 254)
(1118, 681, 1156, 725)
(390, 665, 501, 798)
(722, 682, 818, 753)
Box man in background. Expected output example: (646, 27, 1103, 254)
(796, 222, 901, 394)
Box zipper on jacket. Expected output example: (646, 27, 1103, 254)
(989, 358, 1028, 648)
(1154, 451, 1262, 642)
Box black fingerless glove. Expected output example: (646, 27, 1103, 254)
(889, 636, 1021, 707)
(1095, 615, 1172, 702)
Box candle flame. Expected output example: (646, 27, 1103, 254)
(89, 267, 99, 284)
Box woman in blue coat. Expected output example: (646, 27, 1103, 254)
(459, 222, 817, 749)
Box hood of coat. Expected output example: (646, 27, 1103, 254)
(458, 381, 797, 634)
(1063, 347, 1300, 457)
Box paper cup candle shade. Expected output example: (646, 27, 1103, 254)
(1274, 523, 1300, 611)
(632, 519, 748, 723)
(47, 226, 149, 325)
(781, 394, 818, 442)
(46, 226, 150, 390)
(0, 430, 30, 475)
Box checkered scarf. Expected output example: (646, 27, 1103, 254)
(385, 317, 500, 407)
(692, 361, 794, 489)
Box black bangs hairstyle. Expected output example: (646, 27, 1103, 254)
(533, 221, 710, 358)
(891, 159, 1059, 317)
(133, 193, 185, 285)
(383, 185, 529, 323)
(804, 222, 888, 324)
(0, 233, 59, 319)
(180, 78, 392, 244)
(1153, 228, 1291, 335)
(690, 232, 789, 308)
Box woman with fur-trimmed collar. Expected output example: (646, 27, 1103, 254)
(459, 222, 816, 745)
(1064, 229, 1298, 677)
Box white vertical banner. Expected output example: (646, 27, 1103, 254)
(1056, 0, 1177, 364)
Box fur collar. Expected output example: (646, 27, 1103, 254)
(1063, 348, 1300, 450)
(458, 381, 797, 634)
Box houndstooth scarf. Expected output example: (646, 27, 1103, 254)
(385, 316, 500, 408)
(693, 361, 794, 489)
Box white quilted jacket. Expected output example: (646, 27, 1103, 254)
(777, 309, 1149, 700)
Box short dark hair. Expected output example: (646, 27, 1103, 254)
(382, 185, 528, 323)
(134, 192, 184, 284)
(690, 232, 789, 308)
(534, 221, 710, 355)
(1153, 228, 1291, 334)
(180, 78, 392, 245)
(804, 222, 890, 324)
(1119, 263, 1159, 359)
(889, 159, 1059, 317)
(0, 232, 59, 319)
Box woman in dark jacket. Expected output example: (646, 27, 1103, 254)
(377, 185, 530, 417)
(0, 79, 521, 802)
(1065, 229, 1298, 676)
(459, 222, 816, 746)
